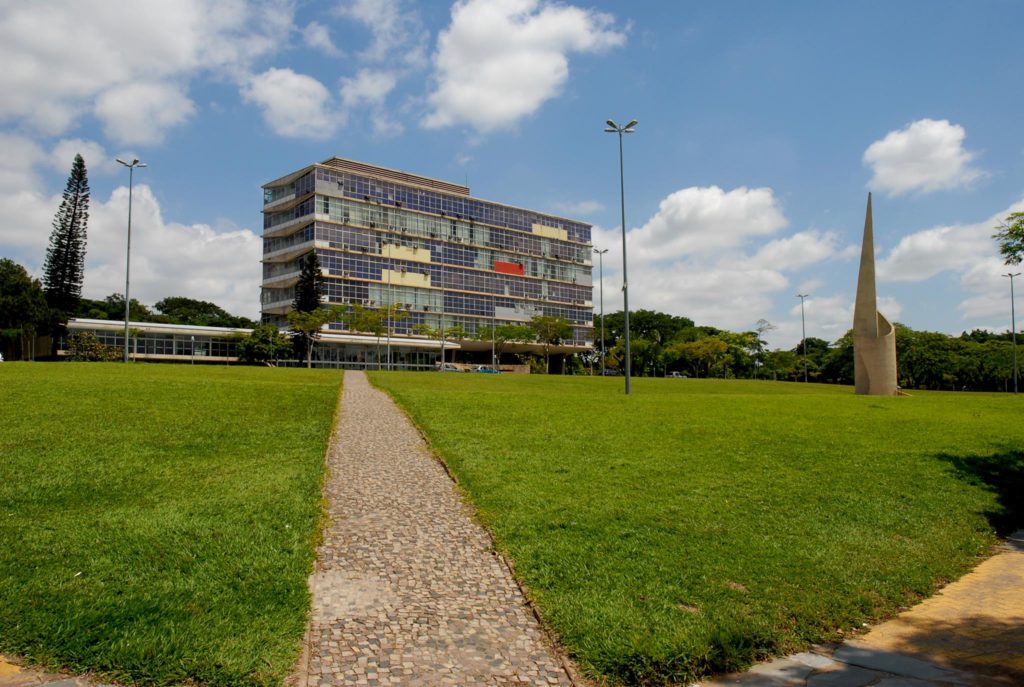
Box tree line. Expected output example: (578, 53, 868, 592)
(588, 309, 1021, 391)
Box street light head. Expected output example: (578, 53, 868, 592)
(606, 119, 617, 129)
(624, 119, 638, 131)
(137, 163, 148, 168)
(116, 158, 128, 166)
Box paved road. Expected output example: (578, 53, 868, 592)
(294, 371, 575, 687)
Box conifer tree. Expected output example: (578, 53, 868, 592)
(292, 250, 324, 312)
(44, 154, 90, 315)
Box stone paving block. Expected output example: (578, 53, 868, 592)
(791, 653, 842, 671)
(805, 665, 886, 687)
(832, 644, 967, 683)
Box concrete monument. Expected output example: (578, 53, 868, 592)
(853, 193, 898, 395)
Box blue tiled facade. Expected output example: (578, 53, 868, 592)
(261, 158, 594, 356)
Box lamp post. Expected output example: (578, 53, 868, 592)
(1006, 272, 1021, 394)
(491, 292, 497, 368)
(385, 242, 392, 371)
(593, 247, 608, 376)
(116, 158, 146, 363)
(605, 118, 637, 395)
(796, 294, 809, 383)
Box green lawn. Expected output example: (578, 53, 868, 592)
(0, 363, 342, 687)
(370, 372, 1024, 684)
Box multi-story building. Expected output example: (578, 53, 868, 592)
(260, 158, 594, 369)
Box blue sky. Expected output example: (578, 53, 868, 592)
(1, 0, 1022, 348)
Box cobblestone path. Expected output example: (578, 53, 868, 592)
(297, 371, 574, 687)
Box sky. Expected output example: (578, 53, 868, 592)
(1, 0, 1022, 349)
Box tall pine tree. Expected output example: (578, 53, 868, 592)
(44, 154, 90, 315)
(292, 250, 324, 312)
(291, 250, 325, 362)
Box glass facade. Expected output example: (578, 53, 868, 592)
(58, 326, 242, 359)
(261, 159, 595, 351)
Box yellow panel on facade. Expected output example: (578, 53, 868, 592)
(385, 244, 432, 264)
(383, 269, 431, 288)
(531, 223, 568, 241)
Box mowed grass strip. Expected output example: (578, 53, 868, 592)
(370, 372, 1022, 684)
(0, 363, 341, 687)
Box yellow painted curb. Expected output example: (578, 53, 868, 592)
(0, 658, 21, 678)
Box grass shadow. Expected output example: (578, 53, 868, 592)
(937, 449, 1024, 535)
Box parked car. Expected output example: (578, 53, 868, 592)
(436, 362, 461, 372)
(473, 365, 500, 374)
(667, 371, 685, 379)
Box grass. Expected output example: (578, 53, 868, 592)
(0, 363, 342, 687)
(369, 372, 1024, 685)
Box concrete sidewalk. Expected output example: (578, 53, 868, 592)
(700, 531, 1024, 687)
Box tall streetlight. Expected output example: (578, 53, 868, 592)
(605, 118, 637, 395)
(796, 294, 809, 383)
(593, 247, 608, 376)
(116, 158, 146, 363)
(1005, 272, 1021, 394)
(385, 242, 392, 371)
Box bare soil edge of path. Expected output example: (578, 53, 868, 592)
(355, 377, 595, 687)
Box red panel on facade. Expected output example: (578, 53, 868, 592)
(494, 260, 525, 276)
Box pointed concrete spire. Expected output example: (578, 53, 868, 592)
(852, 191, 898, 395)
(853, 192, 878, 338)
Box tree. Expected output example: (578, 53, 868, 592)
(993, 211, 1024, 265)
(293, 251, 324, 313)
(237, 325, 291, 366)
(753, 319, 776, 378)
(66, 331, 119, 361)
(44, 154, 90, 316)
(0, 258, 50, 361)
(287, 306, 344, 368)
(669, 336, 728, 378)
(529, 315, 572, 373)
(154, 296, 256, 328)
(95, 293, 156, 322)
(347, 304, 407, 369)
(475, 323, 535, 363)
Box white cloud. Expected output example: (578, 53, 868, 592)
(0, 139, 260, 319)
(877, 198, 1024, 327)
(588, 185, 864, 347)
(0, 0, 295, 140)
(878, 201, 1024, 282)
(336, 0, 428, 66)
(424, 0, 625, 132)
(243, 68, 340, 139)
(629, 186, 788, 262)
(957, 257, 1013, 323)
(95, 82, 197, 146)
(0, 134, 44, 192)
(82, 185, 262, 318)
(864, 119, 985, 196)
(340, 69, 397, 108)
(49, 139, 119, 176)
(749, 230, 847, 272)
(303, 20, 343, 57)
